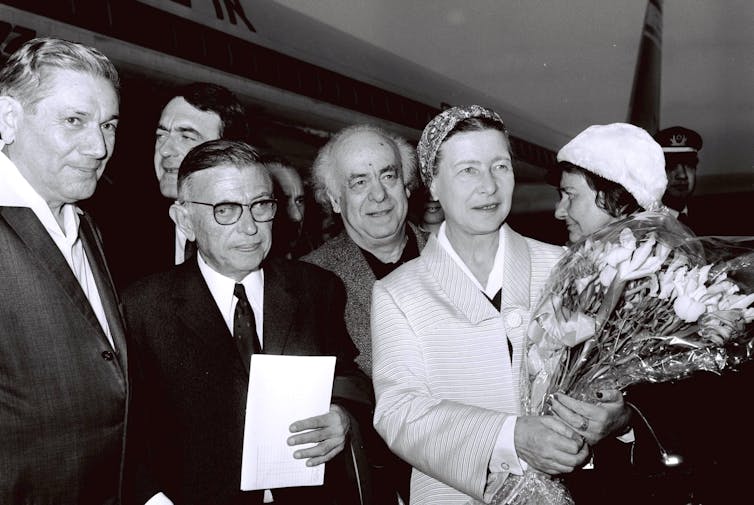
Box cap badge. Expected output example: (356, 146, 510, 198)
(669, 133, 688, 147)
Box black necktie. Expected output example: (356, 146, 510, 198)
(233, 283, 262, 371)
(486, 289, 514, 362)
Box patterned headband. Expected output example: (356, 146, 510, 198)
(417, 104, 507, 187)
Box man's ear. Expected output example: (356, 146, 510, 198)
(327, 191, 341, 214)
(169, 202, 196, 241)
(0, 96, 22, 147)
(404, 185, 411, 200)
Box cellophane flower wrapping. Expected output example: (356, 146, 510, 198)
(473, 211, 754, 505)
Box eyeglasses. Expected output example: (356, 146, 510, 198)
(183, 199, 277, 225)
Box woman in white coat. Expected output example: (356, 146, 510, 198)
(371, 106, 629, 504)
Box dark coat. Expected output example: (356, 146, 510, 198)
(626, 365, 754, 505)
(124, 257, 372, 505)
(0, 207, 128, 505)
(566, 360, 754, 505)
(103, 199, 177, 290)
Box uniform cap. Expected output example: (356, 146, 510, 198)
(654, 126, 703, 154)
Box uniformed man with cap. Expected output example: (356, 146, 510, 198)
(644, 127, 754, 505)
(654, 126, 703, 216)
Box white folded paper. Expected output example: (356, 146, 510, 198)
(240, 354, 336, 490)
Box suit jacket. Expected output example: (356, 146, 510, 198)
(302, 223, 428, 375)
(105, 204, 176, 289)
(372, 226, 563, 505)
(124, 257, 372, 505)
(83, 174, 177, 290)
(0, 207, 128, 505)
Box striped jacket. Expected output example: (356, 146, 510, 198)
(372, 225, 563, 504)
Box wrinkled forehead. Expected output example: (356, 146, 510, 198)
(188, 163, 272, 198)
(29, 67, 119, 111)
(334, 131, 399, 174)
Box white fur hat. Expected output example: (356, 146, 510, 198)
(556, 123, 667, 210)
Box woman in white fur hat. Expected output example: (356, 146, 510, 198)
(547, 123, 701, 505)
(551, 122, 668, 244)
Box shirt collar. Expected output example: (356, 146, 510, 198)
(436, 221, 505, 298)
(0, 151, 81, 243)
(197, 251, 265, 316)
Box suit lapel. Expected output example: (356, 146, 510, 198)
(0, 206, 108, 339)
(421, 234, 499, 324)
(172, 260, 247, 371)
(79, 211, 128, 370)
(261, 259, 298, 355)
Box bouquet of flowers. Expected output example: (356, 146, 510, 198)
(476, 211, 754, 505)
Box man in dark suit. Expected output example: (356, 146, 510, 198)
(125, 140, 371, 505)
(302, 124, 426, 505)
(105, 82, 249, 288)
(0, 38, 127, 504)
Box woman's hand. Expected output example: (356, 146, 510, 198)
(514, 415, 590, 475)
(548, 390, 631, 446)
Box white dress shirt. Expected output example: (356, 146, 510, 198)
(173, 224, 189, 265)
(197, 252, 264, 345)
(0, 152, 113, 347)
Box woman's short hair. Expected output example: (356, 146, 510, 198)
(0, 37, 119, 110)
(554, 161, 641, 218)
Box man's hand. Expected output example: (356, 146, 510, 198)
(549, 390, 631, 446)
(514, 415, 590, 474)
(287, 404, 350, 466)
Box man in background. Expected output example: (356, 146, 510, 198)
(105, 82, 248, 287)
(264, 155, 311, 258)
(153, 82, 249, 264)
(649, 125, 754, 503)
(0, 37, 127, 504)
(303, 124, 425, 505)
(654, 126, 702, 219)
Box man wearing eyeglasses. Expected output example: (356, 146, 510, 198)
(123, 140, 371, 505)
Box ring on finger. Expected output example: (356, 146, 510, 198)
(578, 417, 589, 431)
